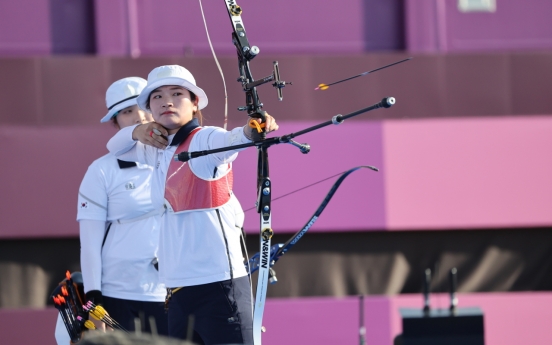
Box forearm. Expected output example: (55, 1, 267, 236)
(106, 125, 140, 161)
(79, 219, 106, 304)
(206, 126, 252, 164)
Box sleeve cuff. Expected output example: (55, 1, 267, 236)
(85, 290, 104, 306)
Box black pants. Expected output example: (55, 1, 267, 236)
(168, 276, 253, 345)
(102, 296, 169, 335)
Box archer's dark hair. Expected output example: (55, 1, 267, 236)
(110, 113, 120, 129)
(146, 89, 203, 125)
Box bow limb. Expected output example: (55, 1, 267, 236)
(246, 165, 378, 274)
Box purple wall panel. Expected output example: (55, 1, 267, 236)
(363, 0, 405, 51)
(50, 0, 96, 54)
(0, 125, 116, 239)
(94, 0, 129, 56)
(3, 116, 552, 239)
(4, 292, 552, 345)
(40, 57, 109, 125)
(405, 0, 441, 53)
(445, 1, 552, 51)
(138, 0, 366, 56)
(406, 0, 552, 52)
(0, 1, 51, 55)
(384, 116, 552, 230)
(442, 54, 512, 117)
(235, 121, 386, 234)
(0, 120, 384, 239)
(95, 0, 405, 56)
(267, 293, 552, 345)
(2, 293, 552, 345)
(511, 54, 552, 115)
(263, 297, 360, 344)
(0, 307, 58, 345)
(0, 59, 43, 125)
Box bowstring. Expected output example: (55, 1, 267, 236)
(198, 0, 228, 129)
(243, 170, 350, 213)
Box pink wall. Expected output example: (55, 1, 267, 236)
(405, 0, 552, 52)
(2, 115, 552, 238)
(6, 0, 552, 57)
(0, 307, 58, 345)
(265, 292, 552, 345)
(0, 0, 51, 55)
(4, 292, 549, 345)
(94, 0, 130, 56)
(95, 0, 370, 56)
(236, 121, 386, 234)
(0, 125, 116, 239)
(383, 116, 552, 230)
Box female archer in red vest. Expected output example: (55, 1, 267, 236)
(107, 65, 278, 344)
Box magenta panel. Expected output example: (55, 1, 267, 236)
(4, 116, 552, 239)
(50, 0, 96, 54)
(263, 296, 361, 345)
(405, 0, 552, 52)
(384, 116, 552, 230)
(234, 121, 386, 234)
(0, 125, 116, 239)
(95, 0, 369, 56)
(139, 0, 366, 55)
(0, 307, 58, 345)
(265, 293, 552, 345)
(2, 293, 552, 345)
(94, 0, 129, 56)
(0, 0, 51, 55)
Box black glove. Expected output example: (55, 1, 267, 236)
(243, 117, 266, 142)
(85, 290, 103, 306)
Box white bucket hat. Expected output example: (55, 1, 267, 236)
(101, 77, 147, 123)
(136, 65, 208, 111)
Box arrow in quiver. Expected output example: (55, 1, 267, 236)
(50, 270, 88, 343)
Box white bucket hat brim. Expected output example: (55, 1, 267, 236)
(136, 67, 208, 112)
(101, 77, 147, 123)
(101, 96, 140, 123)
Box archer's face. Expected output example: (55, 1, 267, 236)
(115, 105, 150, 129)
(149, 86, 198, 134)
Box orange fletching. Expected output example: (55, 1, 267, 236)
(65, 270, 71, 280)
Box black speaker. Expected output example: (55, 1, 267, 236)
(397, 307, 485, 345)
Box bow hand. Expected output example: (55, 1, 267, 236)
(244, 112, 279, 141)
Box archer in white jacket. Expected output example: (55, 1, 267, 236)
(107, 65, 278, 344)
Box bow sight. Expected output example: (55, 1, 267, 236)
(224, 0, 290, 122)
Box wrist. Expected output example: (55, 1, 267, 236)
(131, 124, 143, 141)
(85, 290, 103, 306)
(242, 125, 254, 141)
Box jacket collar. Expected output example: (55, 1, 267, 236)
(117, 160, 137, 169)
(169, 118, 200, 147)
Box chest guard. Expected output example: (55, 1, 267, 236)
(164, 127, 234, 214)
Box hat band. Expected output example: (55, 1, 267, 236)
(108, 95, 139, 110)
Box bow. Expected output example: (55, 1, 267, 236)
(245, 165, 379, 278)
(219, 2, 289, 343)
(193, 2, 397, 344)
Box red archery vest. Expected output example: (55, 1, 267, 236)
(164, 127, 234, 213)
